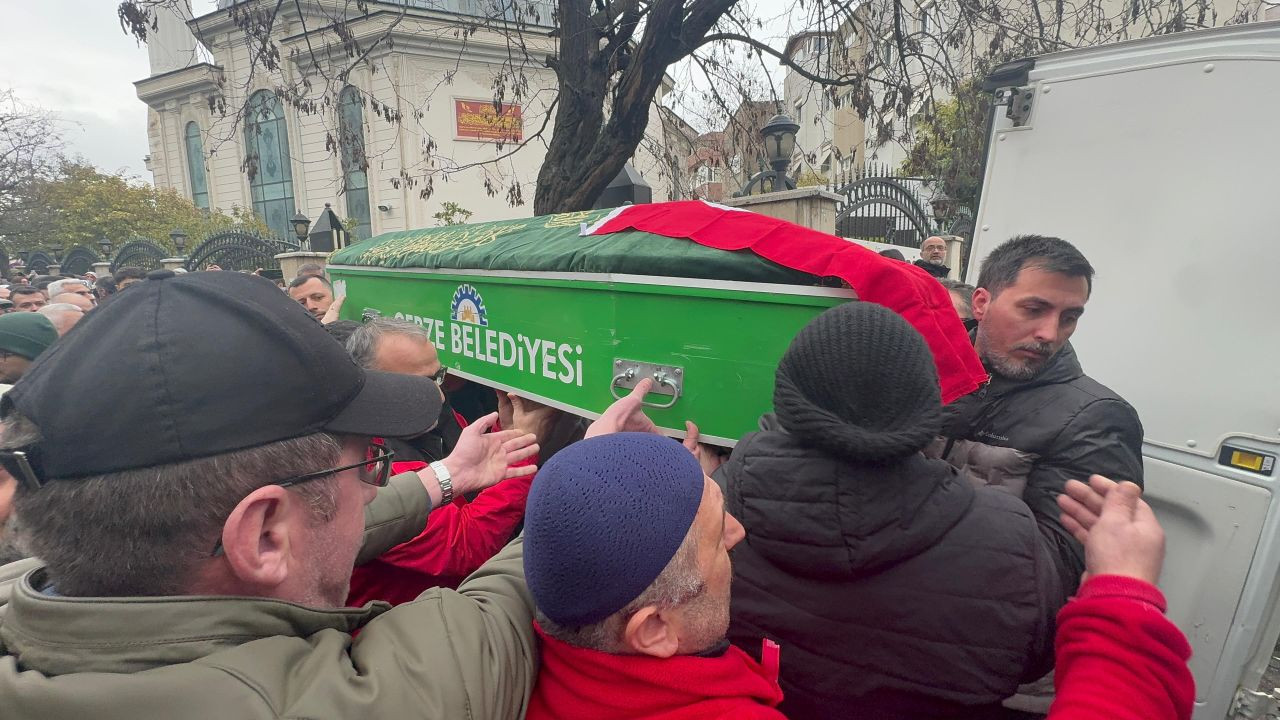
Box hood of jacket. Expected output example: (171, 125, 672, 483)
(724, 428, 975, 580)
(526, 624, 785, 720)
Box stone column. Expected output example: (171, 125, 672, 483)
(161, 257, 187, 271)
(275, 251, 331, 284)
(47, 264, 62, 276)
(91, 261, 113, 279)
(944, 236, 967, 281)
(720, 188, 843, 235)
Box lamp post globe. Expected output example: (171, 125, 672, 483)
(97, 237, 112, 256)
(762, 113, 800, 173)
(169, 228, 188, 254)
(49, 245, 63, 262)
(291, 211, 311, 243)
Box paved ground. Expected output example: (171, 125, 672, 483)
(1263, 651, 1280, 696)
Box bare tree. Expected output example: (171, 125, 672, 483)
(0, 91, 66, 239)
(118, 0, 1266, 217)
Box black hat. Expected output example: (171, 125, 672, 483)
(5, 271, 441, 482)
(773, 301, 943, 463)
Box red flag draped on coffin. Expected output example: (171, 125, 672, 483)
(583, 200, 987, 404)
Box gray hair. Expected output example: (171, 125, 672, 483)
(38, 303, 84, 334)
(537, 526, 706, 652)
(4, 413, 343, 597)
(46, 279, 88, 297)
(346, 317, 433, 369)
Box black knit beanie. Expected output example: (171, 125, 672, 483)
(774, 301, 943, 463)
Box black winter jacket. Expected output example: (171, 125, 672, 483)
(720, 425, 1065, 720)
(914, 259, 951, 278)
(942, 342, 1143, 594)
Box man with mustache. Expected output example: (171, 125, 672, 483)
(943, 235, 1143, 598)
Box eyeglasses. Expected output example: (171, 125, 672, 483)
(276, 442, 396, 490)
(0, 448, 44, 490)
(431, 367, 448, 386)
(210, 442, 395, 556)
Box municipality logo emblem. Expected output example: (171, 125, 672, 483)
(450, 284, 488, 326)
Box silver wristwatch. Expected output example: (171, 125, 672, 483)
(429, 460, 454, 506)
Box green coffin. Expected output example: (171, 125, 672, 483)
(328, 209, 854, 446)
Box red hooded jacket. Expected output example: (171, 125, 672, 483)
(345, 415, 535, 607)
(1048, 575, 1194, 720)
(526, 624, 786, 720)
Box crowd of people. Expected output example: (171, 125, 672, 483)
(0, 236, 1194, 720)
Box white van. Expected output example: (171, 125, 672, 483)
(968, 20, 1280, 719)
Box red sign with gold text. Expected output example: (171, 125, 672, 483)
(455, 100, 523, 142)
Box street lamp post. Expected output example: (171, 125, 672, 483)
(733, 113, 800, 197)
(291, 211, 311, 244)
(761, 113, 800, 191)
(49, 245, 63, 262)
(929, 192, 955, 233)
(98, 237, 113, 257)
(169, 228, 188, 255)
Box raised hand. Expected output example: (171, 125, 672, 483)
(511, 394, 560, 446)
(435, 413, 538, 496)
(682, 420, 725, 475)
(321, 295, 346, 324)
(1058, 474, 1120, 543)
(1059, 476, 1165, 585)
(585, 377, 659, 438)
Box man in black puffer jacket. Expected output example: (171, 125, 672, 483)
(720, 302, 1066, 720)
(942, 235, 1143, 598)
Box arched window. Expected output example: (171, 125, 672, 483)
(184, 122, 210, 210)
(338, 86, 372, 240)
(243, 90, 296, 240)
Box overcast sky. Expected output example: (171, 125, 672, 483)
(3, 0, 798, 184)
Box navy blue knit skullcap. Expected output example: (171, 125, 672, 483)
(523, 432, 706, 627)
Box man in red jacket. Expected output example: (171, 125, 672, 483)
(1050, 475, 1195, 720)
(522, 432, 777, 720)
(344, 317, 559, 606)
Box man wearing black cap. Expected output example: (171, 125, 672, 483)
(0, 271, 577, 718)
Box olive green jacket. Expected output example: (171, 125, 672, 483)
(0, 472, 537, 719)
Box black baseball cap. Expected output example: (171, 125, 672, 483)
(3, 271, 441, 482)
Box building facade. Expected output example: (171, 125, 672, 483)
(782, 30, 866, 183)
(136, 1, 678, 241)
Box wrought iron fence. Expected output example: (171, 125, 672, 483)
(183, 229, 299, 277)
(60, 246, 101, 276)
(110, 239, 168, 272)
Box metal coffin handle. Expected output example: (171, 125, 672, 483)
(609, 360, 683, 409)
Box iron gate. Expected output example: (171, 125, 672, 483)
(110, 239, 168, 272)
(833, 176, 934, 248)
